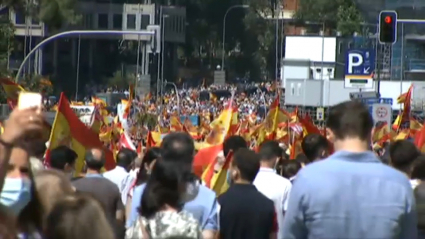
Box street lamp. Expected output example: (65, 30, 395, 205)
(163, 80, 180, 115)
(221, 4, 249, 69)
(160, 14, 169, 98)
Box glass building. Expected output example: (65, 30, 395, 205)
(355, 0, 425, 81)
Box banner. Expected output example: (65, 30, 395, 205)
(180, 115, 199, 126)
(70, 105, 95, 125)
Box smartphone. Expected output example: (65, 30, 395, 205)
(18, 92, 42, 110)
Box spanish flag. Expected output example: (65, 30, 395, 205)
(0, 78, 26, 108)
(123, 84, 134, 119)
(210, 93, 217, 102)
(45, 93, 115, 173)
(91, 96, 107, 107)
(394, 85, 413, 132)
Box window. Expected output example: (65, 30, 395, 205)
(15, 11, 25, 25)
(140, 14, 150, 30)
(127, 14, 136, 29)
(113, 14, 122, 29)
(178, 17, 183, 33)
(98, 14, 108, 29)
(31, 17, 39, 25)
(83, 14, 93, 28)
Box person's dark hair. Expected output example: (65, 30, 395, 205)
(116, 148, 137, 169)
(161, 133, 197, 183)
(281, 161, 302, 180)
(223, 135, 247, 157)
(17, 162, 43, 234)
(135, 147, 161, 186)
(411, 155, 425, 180)
(26, 140, 47, 159)
(295, 153, 309, 164)
(85, 149, 105, 171)
(326, 100, 373, 141)
(160, 132, 194, 164)
(49, 146, 77, 171)
(233, 148, 260, 182)
(414, 184, 425, 229)
(139, 160, 184, 219)
(0, 204, 16, 239)
(44, 194, 115, 239)
(259, 140, 283, 161)
(301, 133, 329, 163)
(389, 140, 420, 174)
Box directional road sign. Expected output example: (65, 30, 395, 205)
(358, 97, 393, 116)
(344, 49, 375, 89)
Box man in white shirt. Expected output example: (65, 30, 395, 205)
(254, 140, 291, 239)
(103, 148, 137, 204)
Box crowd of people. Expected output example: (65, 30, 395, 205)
(1, 99, 425, 239)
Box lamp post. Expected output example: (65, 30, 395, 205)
(164, 81, 180, 115)
(221, 4, 249, 69)
(160, 14, 169, 98)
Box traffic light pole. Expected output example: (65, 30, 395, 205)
(377, 12, 425, 95)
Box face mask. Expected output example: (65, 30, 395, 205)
(0, 178, 32, 215)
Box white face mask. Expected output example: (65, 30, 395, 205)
(0, 178, 32, 215)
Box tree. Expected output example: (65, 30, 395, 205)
(0, 14, 15, 103)
(242, 0, 277, 80)
(293, 0, 363, 36)
(21, 75, 53, 94)
(105, 70, 135, 89)
(1, 0, 81, 31)
(134, 112, 158, 130)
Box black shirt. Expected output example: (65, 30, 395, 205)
(218, 184, 277, 239)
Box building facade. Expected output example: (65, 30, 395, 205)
(8, 0, 186, 95)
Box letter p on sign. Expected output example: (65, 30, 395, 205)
(347, 53, 363, 74)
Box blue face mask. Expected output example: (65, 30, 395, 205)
(0, 178, 32, 215)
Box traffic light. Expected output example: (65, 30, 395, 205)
(379, 11, 397, 44)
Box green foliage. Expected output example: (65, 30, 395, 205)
(1, 0, 81, 31)
(293, 0, 363, 36)
(105, 70, 135, 89)
(0, 15, 14, 75)
(242, 0, 278, 79)
(135, 112, 158, 130)
(20, 75, 53, 94)
(0, 15, 14, 103)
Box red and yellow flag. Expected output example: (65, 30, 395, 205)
(211, 151, 233, 195)
(45, 93, 115, 173)
(394, 85, 413, 132)
(204, 98, 235, 146)
(0, 78, 26, 108)
(123, 84, 134, 119)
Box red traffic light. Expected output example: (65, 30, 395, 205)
(384, 16, 392, 24)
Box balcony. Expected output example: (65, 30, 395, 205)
(10, 11, 45, 37)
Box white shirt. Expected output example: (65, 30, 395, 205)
(253, 167, 292, 239)
(103, 166, 135, 204)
